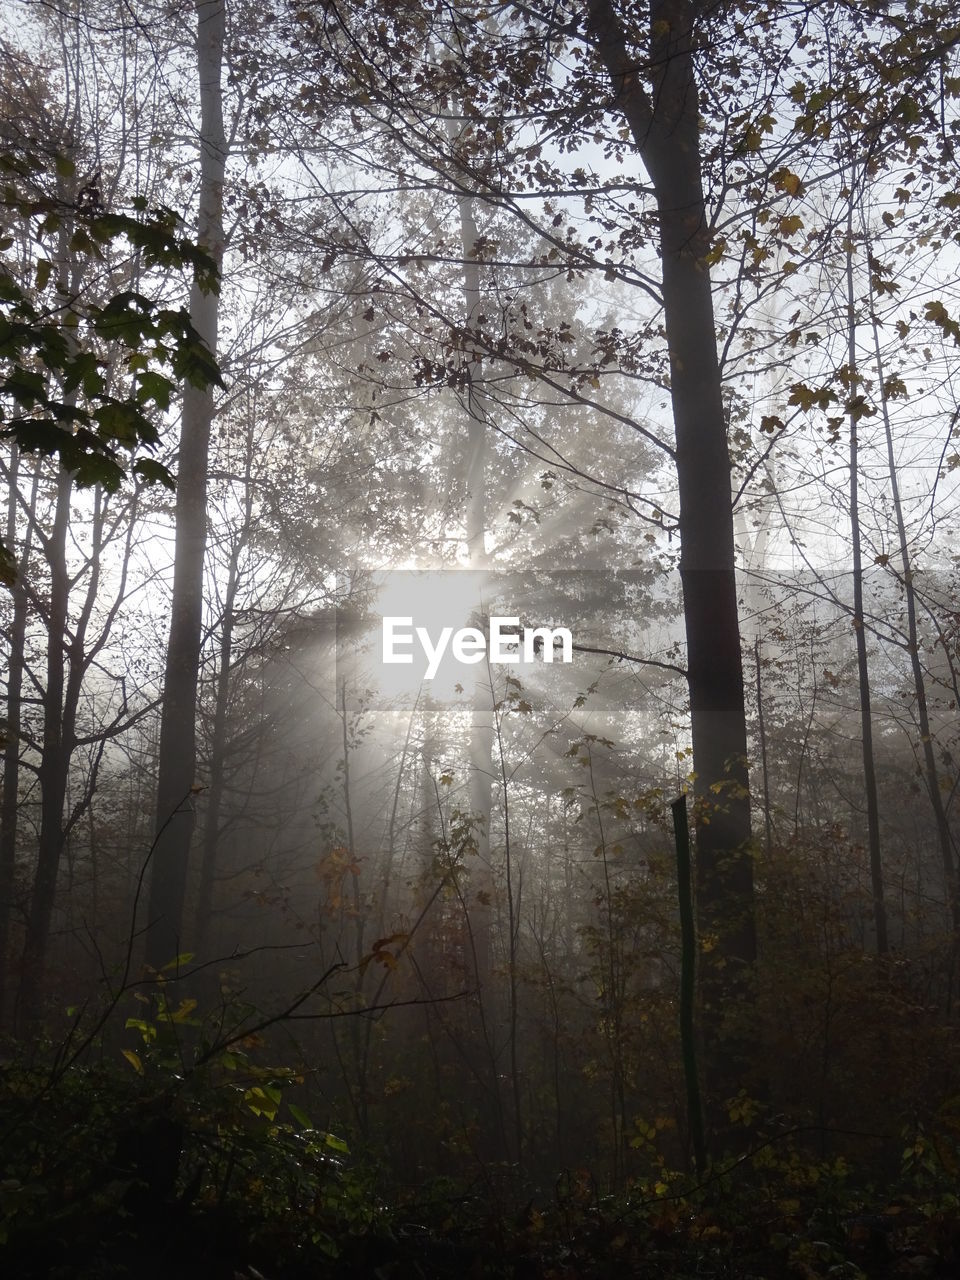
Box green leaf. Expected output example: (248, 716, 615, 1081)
(93, 400, 142, 445)
(124, 1017, 157, 1043)
(133, 458, 175, 490)
(135, 370, 175, 410)
(288, 1103, 313, 1129)
(0, 146, 220, 500)
(244, 1086, 279, 1120)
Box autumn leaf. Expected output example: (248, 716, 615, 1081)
(773, 167, 804, 196)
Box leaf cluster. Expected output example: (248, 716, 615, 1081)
(0, 146, 222, 581)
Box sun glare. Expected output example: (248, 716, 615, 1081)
(369, 570, 493, 701)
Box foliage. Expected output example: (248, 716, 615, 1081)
(0, 144, 221, 581)
(2, 0, 960, 1274)
(2, 994, 960, 1279)
(0, 981, 372, 1279)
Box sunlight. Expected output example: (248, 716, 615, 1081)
(370, 569, 493, 702)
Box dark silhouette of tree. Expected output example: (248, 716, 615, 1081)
(146, 0, 228, 970)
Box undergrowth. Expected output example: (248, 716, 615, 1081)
(1, 980, 959, 1278)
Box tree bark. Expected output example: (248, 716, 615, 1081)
(146, 0, 227, 969)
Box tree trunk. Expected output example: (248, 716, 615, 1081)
(146, 0, 227, 969)
(19, 472, 115, 1023)
(844, 202, 888, 955)
(867, 294, 958, 936)
(193, 584, 235, 958)
(18, 469, 72, 1025)
(459, 191, 496, 989)
(17, 192, 83, 1026)
(194, 527, 246, 956)
(0, 452, 39, 1026)
(586, 0, 757, 1121)
(457, 187, 508, 1159)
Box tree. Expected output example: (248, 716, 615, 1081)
(0, 147, 218, 569)
(145, 0, 228, 970)
(285, 0, 960, 1131)
(0, 27, 220, 1016)
(584, 0, 756, 1108)
(843, 179, 888, 954)
(294, 0, 758, 1120)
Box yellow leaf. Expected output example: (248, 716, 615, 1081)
(121, 1049, 143, 1075)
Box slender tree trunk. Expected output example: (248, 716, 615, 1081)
(588, 747, 627, 1183)
(337, 678, 370, 1136)
(867, 303, 958, 935)
(0, 453, 39, 1026)
(17, 181, 85, 1026)
(376, 693, 419, 942)
(844, 201, 888, 955)
(338, 681, 365, 968)
(494, 697, 524, 1171)
(146, 0, 227, 969)
(194, 533, 247, 955)
(458, 191, 495, 979)
(193, 580, 235, 957)
(18, 469, 72, 1025)
(586, 0, 756, 1120)
(194, 404, 256, 954)
(20, 472, 114, 1021)
(754, 637, 774, 858)
(457, 187, 507, 1159)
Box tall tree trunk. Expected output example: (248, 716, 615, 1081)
(586, 0, 757, 1120)
(844, 200, 888, 955)
(146, 0, 227, 969)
